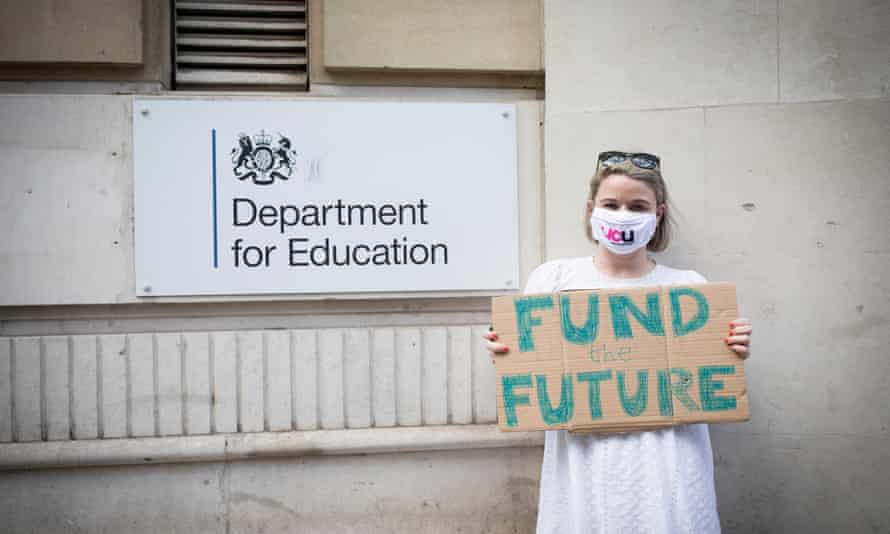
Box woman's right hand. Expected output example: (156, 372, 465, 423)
(483, 328, 510, 364)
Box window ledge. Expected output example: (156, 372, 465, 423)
(0, 424, 544, 471)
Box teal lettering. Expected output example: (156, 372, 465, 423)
(657, 368, 700, 416)
(669, 287, 710, 336)
(515, 296, 554, 352)
(608, 293, 664, 339)
(699, 365, 737, 411)
(536, 374, 574, 425)
(617, 370, 649, 416)
(502, 374, 532, 427)
(670, 368, 700, 412)
(657, 369, 673, 416)
(576, 370, 612, 420)
(560, 294, 600, 345)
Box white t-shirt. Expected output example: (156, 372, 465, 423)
(526, 256, 721, 534)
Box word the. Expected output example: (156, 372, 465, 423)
(588, 344, 632, 363)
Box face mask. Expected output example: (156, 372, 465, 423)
(589, 207, 658, 255)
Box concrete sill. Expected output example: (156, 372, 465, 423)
(0, 424, 544, 471)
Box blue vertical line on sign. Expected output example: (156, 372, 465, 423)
(211, 129, 219, 268)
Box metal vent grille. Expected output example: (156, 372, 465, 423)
(173, 1, 307, 90)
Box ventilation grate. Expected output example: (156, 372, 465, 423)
(174, 1, 308, 90)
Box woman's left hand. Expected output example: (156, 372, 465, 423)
(725, 318, 752, 358)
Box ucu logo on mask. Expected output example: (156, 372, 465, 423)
(602, 226, 635, 244)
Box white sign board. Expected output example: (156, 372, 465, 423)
(133, 99, 519, 296)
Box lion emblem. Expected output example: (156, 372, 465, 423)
(231, 130, 298, 185)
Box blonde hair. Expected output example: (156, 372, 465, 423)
(584, 167, 673, 252)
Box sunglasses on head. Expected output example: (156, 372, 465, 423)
(596, 151, 661, 171)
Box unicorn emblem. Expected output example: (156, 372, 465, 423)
(231, 130, 298, 185)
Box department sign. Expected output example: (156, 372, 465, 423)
(133, 99, 519, 296)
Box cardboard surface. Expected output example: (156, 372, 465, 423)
(491, 283, 749, 432)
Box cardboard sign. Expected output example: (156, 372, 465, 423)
(491, 283, 749, 433)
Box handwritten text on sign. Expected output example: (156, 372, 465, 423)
(490, 283, 749, 432)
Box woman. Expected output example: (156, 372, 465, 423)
(484, 150, 752, 533)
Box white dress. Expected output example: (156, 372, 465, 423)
(527, 256, 721, 534)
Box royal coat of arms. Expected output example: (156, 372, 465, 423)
(231, 130, 298, 185)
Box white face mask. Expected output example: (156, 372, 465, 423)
(589, 207, 658, 255)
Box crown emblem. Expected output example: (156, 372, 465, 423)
(231, 130, 299, 185)
(252, 130, 273, 147)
